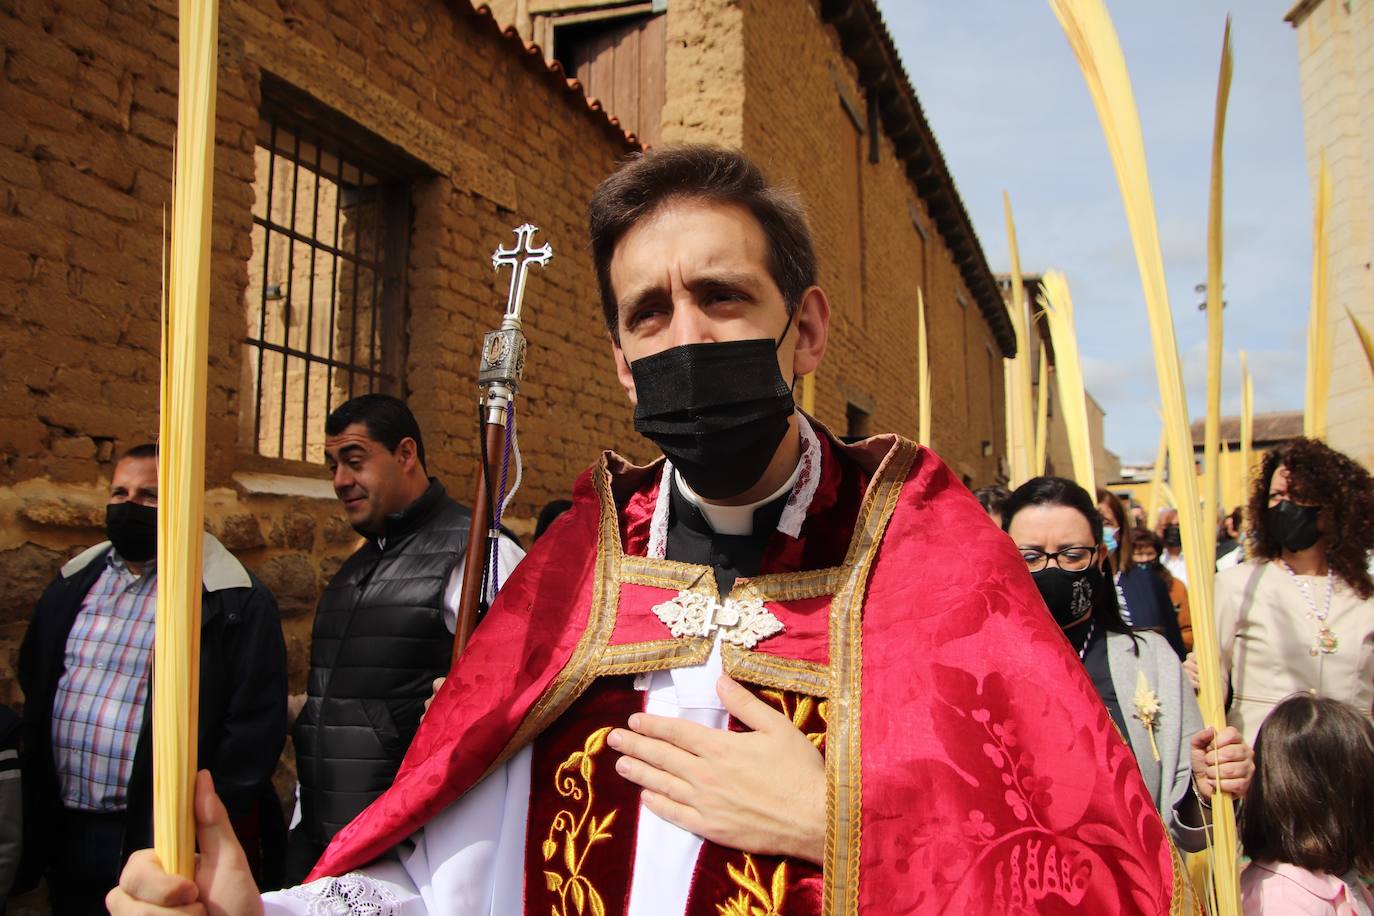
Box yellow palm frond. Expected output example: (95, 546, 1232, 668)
(1047, 3, 1240, 910)
(1037, 270, 1095, 492)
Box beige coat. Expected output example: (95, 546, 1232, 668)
(1215, 561, 1374, 745)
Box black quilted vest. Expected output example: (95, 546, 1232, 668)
(292, 479, 471, 844)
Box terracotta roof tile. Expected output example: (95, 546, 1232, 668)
(465, 3, 641, 150)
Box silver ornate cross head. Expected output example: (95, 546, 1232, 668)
(492, 223, 553, 323)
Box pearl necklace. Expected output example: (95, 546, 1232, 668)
(1279, 559, 1337, 656)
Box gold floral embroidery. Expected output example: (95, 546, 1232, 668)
(718, 854, 788, 916)
(542, 726, 617, 916)
(760, 689, 829, 749)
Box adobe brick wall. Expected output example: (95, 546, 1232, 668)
(0, 0, 639, 709)
(733, 0, 1006, 483)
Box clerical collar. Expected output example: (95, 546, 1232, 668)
(673, 458, 802, 537)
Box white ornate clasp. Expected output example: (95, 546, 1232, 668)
(651, 590, 784, 649)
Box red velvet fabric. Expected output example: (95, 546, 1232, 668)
(854, 446, 1176, 914)
(684, 689, 828, 916)
(311, 429, 1178, 914)
(522, 677, 645, 916)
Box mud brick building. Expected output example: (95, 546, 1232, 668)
(492, 0, 1017, 476)
(0, 0, 638, 707)
(0, 0, 1015, 717)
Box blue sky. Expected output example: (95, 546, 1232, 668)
(880, 1, 1312, 465)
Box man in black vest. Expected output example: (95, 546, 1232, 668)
(284, 395, 523, 884)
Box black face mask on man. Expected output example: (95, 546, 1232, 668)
(1266, 500, 1322, 553)
(630, 337, 796, 500)
(105, 501, 157, 564)
(1031, 565, 1101, 630)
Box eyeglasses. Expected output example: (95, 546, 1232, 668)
(1019, 546, 1097, 573)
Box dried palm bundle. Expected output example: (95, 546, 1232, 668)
(1048, 1, 1240, 909)
(155, 0, 219, 879)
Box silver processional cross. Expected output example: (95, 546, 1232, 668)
(492, 223, 553, 321)
(480, 224, 552, 425)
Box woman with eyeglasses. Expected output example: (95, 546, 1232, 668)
(1003, 476, 1253, 852)
(1204, 438, 1374, 746)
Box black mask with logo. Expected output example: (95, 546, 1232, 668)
(1266, 500, 1322, 553)
(1031, 565, 1102, 630)
(630, 337, 796, 501)
(105, 501, 157, 564)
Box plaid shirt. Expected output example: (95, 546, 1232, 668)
(50, 552, 158, 811)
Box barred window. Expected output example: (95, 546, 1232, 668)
(241, 111, 410, 463)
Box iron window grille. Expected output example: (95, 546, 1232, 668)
(242, 113, 410, 464)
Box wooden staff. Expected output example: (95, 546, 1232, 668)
(154, 0, 218, 879)
(452, 224, 552, 660)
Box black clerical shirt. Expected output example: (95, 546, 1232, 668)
(664, 475, 789, 597)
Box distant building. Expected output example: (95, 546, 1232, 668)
(1285, 1, 1374, 468)
(1106, 411, 1304, 522)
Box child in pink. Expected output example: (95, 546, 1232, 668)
(1240, 694, 1374, 915)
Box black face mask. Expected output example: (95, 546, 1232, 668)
(1266, 500, 1322, 553)
(1031, 565, 1100, 630)
(105, 501, 157, 564)
(1138, 558, 1162, 573)
(631, 338, 795, 500)
(1162, 524, 1182, 548)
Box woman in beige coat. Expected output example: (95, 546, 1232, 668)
(1210, 438, 1374, 746)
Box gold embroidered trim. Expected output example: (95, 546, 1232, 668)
(718, 854, 788, 916)
(1170, 835, 1197, 916)
(599, 636, 713, 676)
(620, 555, 721, 595)
(822, 438, 917, 915)
(481, 435, 920, 916)
(721, 642, 831, 696)
(483, 456, 626, 778)
(731, 567, 846, 603)
(541, 726, 618, 916)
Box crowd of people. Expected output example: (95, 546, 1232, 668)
(2, 145, 1371, 915)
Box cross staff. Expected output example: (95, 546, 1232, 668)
(493, 223, 553, 321)
(453, 225, 553, 659)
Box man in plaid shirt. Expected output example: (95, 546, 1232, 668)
(17, 444, 288, 914)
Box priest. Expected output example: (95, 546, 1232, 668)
(110, 145, 1185, 915)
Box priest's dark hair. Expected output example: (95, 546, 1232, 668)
(1001, 475, 1135, 638)
(325, 394, 427, 470)
(1241, 694, 1374, 877)
(588, 145, 817, 340)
